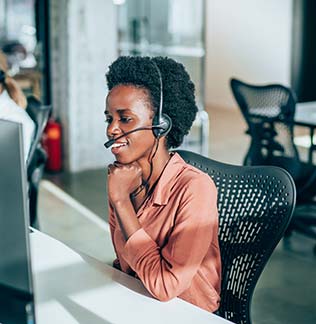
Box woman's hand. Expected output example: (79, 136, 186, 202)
(107, 161, 142, 205)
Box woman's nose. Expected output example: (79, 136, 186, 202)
(107, 119, 121, 138)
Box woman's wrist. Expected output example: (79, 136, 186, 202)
(110, 195, 131, 208)
(113, 198, 141, 240)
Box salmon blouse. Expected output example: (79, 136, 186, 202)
(108, 153, 221, 312)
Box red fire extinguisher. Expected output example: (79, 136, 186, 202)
(42, 118, 62, 172)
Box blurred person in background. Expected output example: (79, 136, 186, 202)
(0, 50, 34, 162)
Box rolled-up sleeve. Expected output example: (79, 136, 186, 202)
(121, 176, 218, 302)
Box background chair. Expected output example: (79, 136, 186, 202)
(176, 149, 295, 324)
(230, 78, 316, 250)
(26, 95, 51, 228)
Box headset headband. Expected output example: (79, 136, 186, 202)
(151, 60, 163, 126)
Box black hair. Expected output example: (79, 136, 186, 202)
(105, 56, 198, 149)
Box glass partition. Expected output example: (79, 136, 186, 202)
(116, 0, 209, 155)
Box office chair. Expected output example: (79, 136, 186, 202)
(26, 96, 51, 228)
(176, 149, 295, 324)
(230, 78, 316, 250)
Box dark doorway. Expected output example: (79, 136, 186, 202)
(35, 0, 51, 105)
(291, 0, 316, 102)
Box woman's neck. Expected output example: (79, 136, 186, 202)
(131, 142, 170, 212)
(138, 141, 170, 190)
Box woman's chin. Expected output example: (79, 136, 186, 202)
(114, 155, 134, 165)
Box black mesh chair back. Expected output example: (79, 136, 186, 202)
(26, 96, 51, 227)
(176, 150, 296, 324)
(230, 78, 301, 180)
(230, 78, 316, 247)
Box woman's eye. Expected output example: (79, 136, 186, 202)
(120, 117, 132, 123)
(104, 116, 132, 124)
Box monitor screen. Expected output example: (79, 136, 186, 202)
(0, 119, 35, 323)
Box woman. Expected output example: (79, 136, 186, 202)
(0, 50, 34, 162)
(105, 56, 221, 313)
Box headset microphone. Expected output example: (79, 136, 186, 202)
(104, 125, 164, 148)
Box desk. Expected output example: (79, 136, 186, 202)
(295, 101, 316, 163)
(31, 231, 231, 324)
(250, 103, 316, 163)
(14, 69, 42, 99)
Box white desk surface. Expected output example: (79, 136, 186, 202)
(30, 231, 232, 324)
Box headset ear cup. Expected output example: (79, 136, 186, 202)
(153, 113, 172, 138)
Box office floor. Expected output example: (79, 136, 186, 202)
(42, 107, 316, 324)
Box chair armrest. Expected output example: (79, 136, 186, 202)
(27, 146, 47, 181)
(26, 96, 52, 167)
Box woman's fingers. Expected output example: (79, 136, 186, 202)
(107, 163, 116, 174)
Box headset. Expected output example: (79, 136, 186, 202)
(151, 60, 172, 138)
(104, 59, 172, 148)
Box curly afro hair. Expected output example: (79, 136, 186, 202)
(105, 56, 198, 149)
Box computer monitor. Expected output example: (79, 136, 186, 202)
(0, 119, 36, 323)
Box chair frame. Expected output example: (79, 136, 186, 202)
(26, 96, 51, 227)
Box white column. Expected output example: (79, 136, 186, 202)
(50, 0, 117, 172)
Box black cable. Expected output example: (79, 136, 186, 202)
(131, 137, 159, 198)
(145, 137, 160, 190)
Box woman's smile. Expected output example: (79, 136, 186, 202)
(111, 140, 128, 155)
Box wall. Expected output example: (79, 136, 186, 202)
(49, 0, 294, 171)
(205, 0, 293, 109)
(50, 0, 117, 172)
